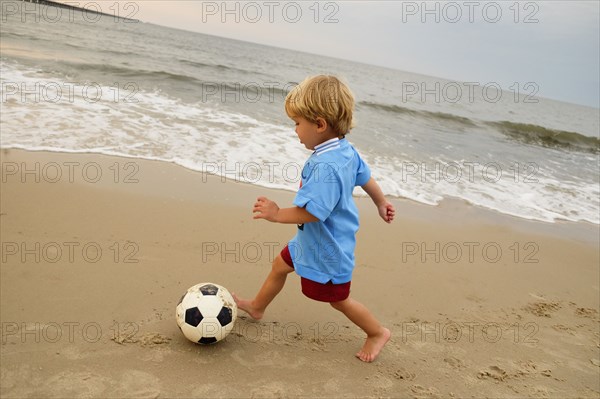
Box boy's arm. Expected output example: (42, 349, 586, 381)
(361, 177, 395, 223)
(253, 196, 319, 224)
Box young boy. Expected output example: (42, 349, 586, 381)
(233, 75, 395, 362)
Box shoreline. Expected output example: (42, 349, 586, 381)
(1, 148, 599, 398)
(2, 147, 598, 246)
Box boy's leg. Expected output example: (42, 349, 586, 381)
(330, 298, 391, 362)
(233, 254, 294, 320)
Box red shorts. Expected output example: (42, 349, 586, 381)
(280, 245, 351, 303)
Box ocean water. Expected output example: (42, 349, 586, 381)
(1, 4, 599, 224)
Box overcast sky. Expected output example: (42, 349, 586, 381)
(59, 0, 599, 108)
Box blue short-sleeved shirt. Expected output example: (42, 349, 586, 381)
(288, 137, 371, 284)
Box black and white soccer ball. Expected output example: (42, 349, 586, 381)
(175, 282, 238, 344)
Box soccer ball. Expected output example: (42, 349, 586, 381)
(175, 282, 238, 344)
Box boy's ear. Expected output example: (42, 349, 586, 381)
(315, 117, 328, 132)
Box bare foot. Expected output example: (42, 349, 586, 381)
(356, 327, 391, 362)
(232, 293, 264, 320)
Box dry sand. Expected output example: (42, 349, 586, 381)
(1, 149, 599, 398)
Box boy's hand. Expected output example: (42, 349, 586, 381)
(253, 196, 280, 222)
(362, 178, 395, 224)
(378, 202, 395, 223)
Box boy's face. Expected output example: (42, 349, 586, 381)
(291, 116, 324, 151)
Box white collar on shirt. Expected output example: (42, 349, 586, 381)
(314, 137, 341, 156)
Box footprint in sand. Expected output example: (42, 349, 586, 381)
(529, 385, 551, 398)
(410, 384, 441, 398)
(552, 324, 576, 335)
(139, 332, 172, 347)
(444, 356, 466, 370)
(477, 365, 508, 381)
(111, 331, 171, 347)
(574, 307, 599, 320)
(377, 363, 416, 381)
(524, 301, 561, 317)
(392, 367, 416, 381)
(513, 360, 542, 377)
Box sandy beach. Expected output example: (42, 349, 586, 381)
(1, 148, 598, 398)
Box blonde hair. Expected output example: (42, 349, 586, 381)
(285, 75, 355, 137)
